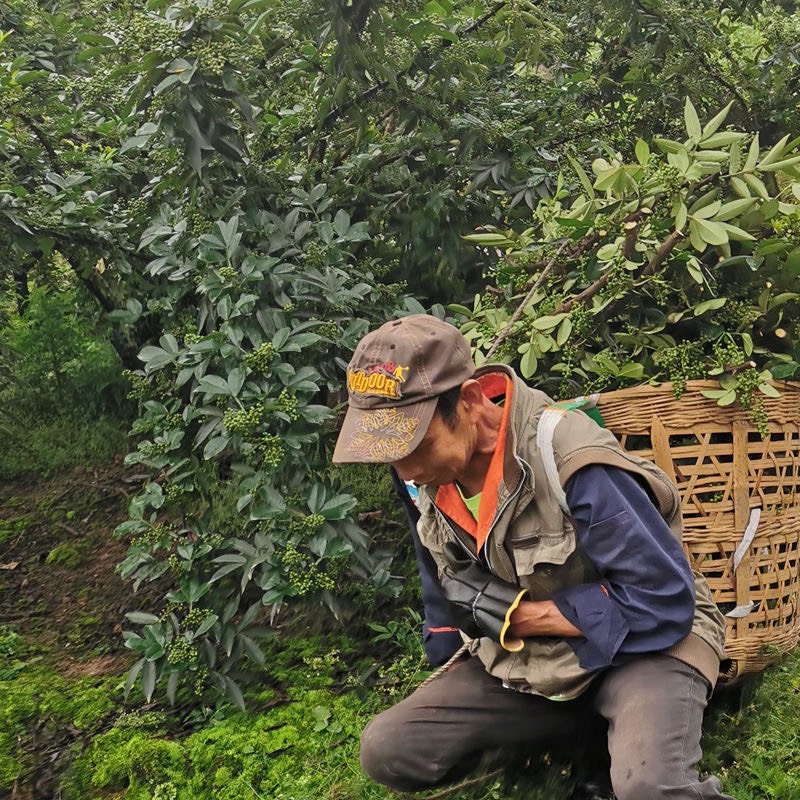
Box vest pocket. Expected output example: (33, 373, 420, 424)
(508, 529, 575, 577)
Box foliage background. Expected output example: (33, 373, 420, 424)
(2, 2, 800, 789)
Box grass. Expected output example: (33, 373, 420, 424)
(6, 604, 800, 800)
(0, 414, 128, 480)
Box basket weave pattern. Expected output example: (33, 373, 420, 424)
(597, 381, 800, 677)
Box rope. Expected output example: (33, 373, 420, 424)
(416, 642, 470, 689)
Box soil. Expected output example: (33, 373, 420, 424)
(0, 457, 157, 676)
(0, 458, 174, 799)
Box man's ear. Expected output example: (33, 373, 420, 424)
(458, 379, 484, 412)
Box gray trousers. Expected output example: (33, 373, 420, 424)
(360, 654, 735, 800)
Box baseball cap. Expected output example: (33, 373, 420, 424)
(331, 315, 475, 463)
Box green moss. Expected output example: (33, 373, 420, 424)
(0, 516, 34, 545)
(45, 543, 84, 568)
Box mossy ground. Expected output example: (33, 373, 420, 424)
(3, 461, 800, 799)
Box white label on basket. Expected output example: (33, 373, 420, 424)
(725, 602, 755, 619)
(732, 507, 762, 573)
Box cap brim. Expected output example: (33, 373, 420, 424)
(331, 398, 438, 464)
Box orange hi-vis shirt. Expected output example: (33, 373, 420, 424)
(434, 373, 512, 554)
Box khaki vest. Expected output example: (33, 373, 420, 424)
(417, 365, 726, 700)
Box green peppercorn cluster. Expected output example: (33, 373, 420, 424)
(187, 39, 229, 75)
(139, 439, 172, 457)
(165, 483, 186, 503)
(167, 638, 196, 665)
(712, 339, 745, 369)
(244, 342, 275, 372)
(223, 405, 264, 434)
(276, 389, 300, 421)
(126, 14, 177, 55)
(281, 544, 334, 595)
(303, 242, 327, 268)
(289, 513, 325, 537)
(188, 208, 213, 235)
(315, 321, 339, 341)
(570, 304, 593, 337)
(651, 164, 682, 200)
(132, 523, 174, 550)
(183, 607, 211, 629)
(124, 369, 150, 402)
(716, 300, 761, 331)
(600, 258, 633, 299)
(654, 341, 706, 398)
(218, 266, 238, 284)
(258, 434, 285, 469)
(166, 553, 184, 575)
(735, 368, 770, 438)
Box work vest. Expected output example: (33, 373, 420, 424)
(416, 365, 726, 700)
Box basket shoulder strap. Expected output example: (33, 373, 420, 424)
(535, 395, 603, 515)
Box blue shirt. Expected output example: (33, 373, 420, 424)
(550, 464, 695, 671)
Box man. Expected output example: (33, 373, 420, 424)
(332, 314, 732, 800)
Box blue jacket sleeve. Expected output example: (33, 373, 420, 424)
(550, 464, 695, 671)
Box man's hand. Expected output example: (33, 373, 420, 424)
(439, 542, 528, 652)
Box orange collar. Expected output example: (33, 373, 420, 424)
(435, 373, 512, 553)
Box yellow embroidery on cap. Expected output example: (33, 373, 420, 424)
(348, 362, 410, 399)
(348, 408, 419, 460)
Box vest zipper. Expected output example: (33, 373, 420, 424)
(483, 457, 530, 579)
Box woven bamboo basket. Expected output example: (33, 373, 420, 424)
(596, 381, 800, 681)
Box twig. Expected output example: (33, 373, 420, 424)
(553, 228, 683, 316)
(484, 238, 570, 361)
(413, 764, 506, 799)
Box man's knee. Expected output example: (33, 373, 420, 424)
(359, 714, 399, 788)
(359, 709, 467, 792)
(359, 712, 425, 791)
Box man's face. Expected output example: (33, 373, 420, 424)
(390, 408, 475, 488)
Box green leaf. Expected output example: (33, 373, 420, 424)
(743, 134, 760, 172)
(634, 139, 650, 166)
(692, 200, 722, 220)
(166, 671, 179, 706)
(714, 198, 756, 221)
(462, 232, 513, 246)
(203, 435, 230, 460)
(531, 313, 567, 332)
(126, 611, 161, 625)
(758, 134, 790, 167)
(567, 156, 595, 198)
(520, 347, 538, 379)
(703, 131, 747, 149)
(675, 202, 688, 232)
(684, 98, 702, 140)
(760, 155, 800, 173)
(700, 102, 733, 141)
(690, 218, 728, 246)
(693, 298, 727, 316)
(333, 209, 350, 237)
(194, 614, 219, 637)
(199, 374, 230, 395)
(741, 173, 770, 200)
(556, 316, 572, 347)
(730, 176, 750, 198)
(225, 676, 246, 710)
(741, 332, 753, 356)
(718, 222, 756, 242)
(759, 383, 781, 398)
(141, 660, 157, 702)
